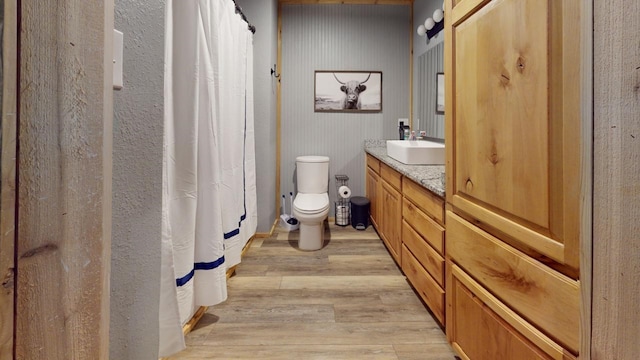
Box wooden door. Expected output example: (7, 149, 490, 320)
(447, 262, 562, 360)
(445, 0, 582, 274)
(366, 166, 379, 228)
(381, 180, 402, 263)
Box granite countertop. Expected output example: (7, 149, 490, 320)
(364, 140, 445, 198)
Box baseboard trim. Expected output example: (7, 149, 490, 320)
(255, 218, 279, 238)
(178, 234, 257, 341)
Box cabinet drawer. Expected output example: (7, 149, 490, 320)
(366, 153, 380, 174)
(447, 211, 579, 354)
(402, 177, 444, 224)
(401, 244, 444, 325)
(380, 163, 402, 191)
(402, 220, 444, 287)
(448, 262, 571, 360)
(403, 198, 444, 255)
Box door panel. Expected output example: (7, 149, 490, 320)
(366, 166, 379, 227)
(447, 211, 579, 353)
(381, 180, 401, 263)
(446, 0, 581, 271)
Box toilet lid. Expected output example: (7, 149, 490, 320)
(296, 155, 329, 163)
(294, 193, 329, 214)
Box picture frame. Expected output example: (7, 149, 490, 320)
(436, 72, 445, 114)
(314, 71, 382, 112)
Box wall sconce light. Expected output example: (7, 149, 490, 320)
(417, 4, 445, 40)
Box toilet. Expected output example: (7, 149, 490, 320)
(292, 156, 330, 250)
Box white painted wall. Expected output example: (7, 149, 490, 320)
(110, 0, 165, 358)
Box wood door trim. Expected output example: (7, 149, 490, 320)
(276, 2, 282, 218)
(591, 0, 640, 358)
(15, 0, 113, 357)
(577, 0, 593, 358)
(0, 0, 18, 358)
(450, 0, 491, 26)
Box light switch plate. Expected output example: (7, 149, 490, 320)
(113, 29, 123, 90)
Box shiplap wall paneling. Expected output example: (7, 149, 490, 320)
(280, 4, 410, 212)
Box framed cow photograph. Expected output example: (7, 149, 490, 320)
(314, 71, 382, 112)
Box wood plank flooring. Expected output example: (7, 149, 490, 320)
(168, 222, 456, 359)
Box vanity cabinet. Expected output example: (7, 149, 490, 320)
(447, 262, 561, 360)
(379, 163, 402, 264)
(366, 154, 401, 264)
(365, 155, 380, 228)
(401, 177, 446, 325)
(365, 153, 448, 325)
(444, 0, 584, 358)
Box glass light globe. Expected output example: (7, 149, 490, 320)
(424, 18, 435, 30)
(433, 9, 444, 23)
(417, 25, 426, 36)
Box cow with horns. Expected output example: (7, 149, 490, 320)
(333, 73, 371, 110)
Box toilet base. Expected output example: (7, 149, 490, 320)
(298, 220, 325, 251)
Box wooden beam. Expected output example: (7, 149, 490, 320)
(100, 0, 115, 357)
(592, 0, 640, 359)
(15, 0, 113, 358)
(0, 0, 18, 359)
(276, 2, 282, 220)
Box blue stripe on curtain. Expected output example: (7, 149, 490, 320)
(175, 255, 226, 287)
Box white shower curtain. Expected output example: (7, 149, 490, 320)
(159, 0, 256, 356)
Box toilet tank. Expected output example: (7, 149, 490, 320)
(296, 156, 329, 193)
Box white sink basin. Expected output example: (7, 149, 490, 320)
(386, 140, 445, 165)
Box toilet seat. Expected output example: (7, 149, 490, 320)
(293, 193, 329, 214)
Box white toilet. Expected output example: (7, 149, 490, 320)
(292, 156, 330, 250)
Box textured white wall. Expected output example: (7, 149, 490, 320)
(281, 4, 411, 213)
(235, 0, 279, 233)
(111, 0, 164, 358)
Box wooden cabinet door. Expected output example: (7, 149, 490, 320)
(445, 0, 582, 273)
(447, 262, 563, 360)
(366, 166, 379, 228)
(381, 180, 402, 263)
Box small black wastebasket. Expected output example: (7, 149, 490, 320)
(350, 196, 370, 230)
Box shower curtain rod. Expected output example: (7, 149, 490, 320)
(232, 0, 256, 34)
